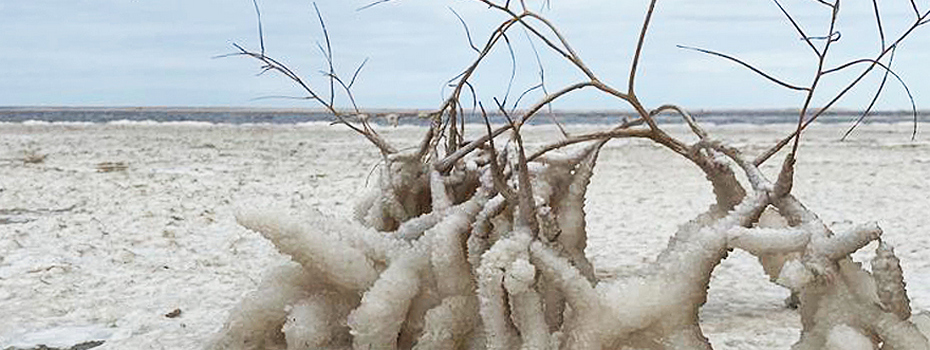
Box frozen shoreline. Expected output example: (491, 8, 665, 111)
(1, 122, 928, 349)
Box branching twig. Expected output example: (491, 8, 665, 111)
(756, 7, 930, 165)
(226, 1, 395, 155)
(313, 3, 336, 107)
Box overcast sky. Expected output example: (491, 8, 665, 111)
(0, 0, 927, 110)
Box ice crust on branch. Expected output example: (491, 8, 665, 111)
(211, 130, 928, 350)
(215, 0, 930, 347)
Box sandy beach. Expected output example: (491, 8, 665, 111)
(1, 121, 928, 349)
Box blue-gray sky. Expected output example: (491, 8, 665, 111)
(0, 1, 927, 110)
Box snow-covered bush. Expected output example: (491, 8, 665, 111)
(209, 1, 930, 349)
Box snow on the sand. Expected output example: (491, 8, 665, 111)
(0, 122, 928, 349)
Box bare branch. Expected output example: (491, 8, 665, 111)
(313, 3, 336, 107)
(227, 4, 396, 155)
(501, 32, 517, 107)
(628, 0, 658, 94)
(450, 7, 481, 54)
(829, 53, 918, 140)
(251, 0, 265, 55)
(521, 25, 566, 136)
(842, 48, 893, 141)
(677, 45, 811, 91)
(348, 57, 369, 89)
(523, 13, 597, 79)
(357, 0, 392, 11)
(786, 2, 840, 160)
(757, 8, 930, 165)
(650, 104, 707, 139)
(771, 0, 821, 56)
(249, 95, 317, 101)
(811, 0, 835, 8)
(804, 31, 841, 42)
(512, 83, 544, 112)
(527, 123, 650, 162)
(321, 71, 363, 113)
(518, 82, 594, 125)
(872, 0, 886, 48)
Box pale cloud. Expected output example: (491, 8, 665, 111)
(0, 0, 926, 110)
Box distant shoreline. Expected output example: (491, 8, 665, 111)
(1, 106, 927, 125)
(1, 105, 926, 115)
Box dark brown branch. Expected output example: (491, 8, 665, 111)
(313, 3, 336, 107)
(500, 32, 517, 106)
(512, 83, 544, 112)
(650, 104, 707, 139)
(521, 27, 565, 136)
(628, 0, 658, 94)
(348, 58, 368, 90)
(357, 0, 392, 11)
(756, 9, 930, 165)
(786, 2, 840, 159)
(228, 4, 396, 155)
(828, 54, 918, 140)
(677, 45, 811, 91)
(872, 0, 886, 48)
(771, 0, 821, 56)
(842, 48, 894, 141)
(518, 82, 594, 125)
(251, 0, 265, 55)
(527, 125, 650, 162)
(450, 7, 481, 54)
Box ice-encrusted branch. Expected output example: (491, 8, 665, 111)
(214, 1, 930, 349)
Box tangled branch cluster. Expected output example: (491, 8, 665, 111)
(209, 0, 930, 349)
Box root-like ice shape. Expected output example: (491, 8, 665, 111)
(212, 137, 928, 350)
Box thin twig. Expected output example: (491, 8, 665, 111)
(628, 0, 658, 94)
(348, 57, 369, 89)
(756, 8, 930, 164)
(811, 0, 836, 8)
(357, 0, 392, 11)
(521, 26, 565, 136)
(650, 104, 707, 139)
(841, 0, 885, 142)
(227, 3, 395, 155)
(831, 53, 918, 140)
(677, 45, 811, 91)
(787, 1, 840, 158)
(527, 123, 649, 161)
(313, 3, 336, 107)
(501, 32, 518, 107)
(251, 0, 265, 55)
(841, 50, 893, 141)
(450, 7, 481, 53)
(513, 83, 544, 112)
(771, 0, 821, 56)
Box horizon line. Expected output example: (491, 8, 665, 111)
(1, 105, 927, 116)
